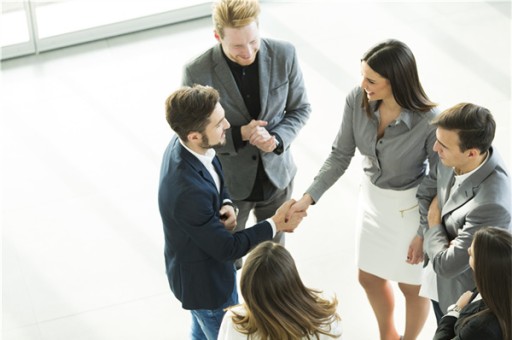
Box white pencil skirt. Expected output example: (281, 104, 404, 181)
(356, 177, 423, 285)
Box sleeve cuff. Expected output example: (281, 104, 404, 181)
(266, 218, 277, 238)
(222, 200, 239, 216)
(444, 311, 460, 318)
(231, 126, 245, 151)
(272, 133, 284, 155)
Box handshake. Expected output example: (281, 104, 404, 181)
(271, 194, 315, 232)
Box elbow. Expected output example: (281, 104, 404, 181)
(432, 259, 468, 280)
(433, 267, 459, 280)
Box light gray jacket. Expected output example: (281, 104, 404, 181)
(182, 38, 311, 200)
(422, 147, 511, 313)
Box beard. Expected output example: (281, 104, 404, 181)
(199, 132, 225, 149)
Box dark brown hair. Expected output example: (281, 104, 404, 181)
(431, 102, 495, 153)
(463, 227, 512, 339)
(361, 39, 436, 117)
(165, 85, 219, 141)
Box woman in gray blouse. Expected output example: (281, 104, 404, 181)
(288, 39, 438, 340)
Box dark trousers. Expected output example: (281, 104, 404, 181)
(432, 300, 444, 324)
(231, 181, 293, 268)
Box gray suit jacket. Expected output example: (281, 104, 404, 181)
(182, 38, 311, 200)
(423, 147, 511, 313)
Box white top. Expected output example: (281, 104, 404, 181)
(218, 305, 342, 340)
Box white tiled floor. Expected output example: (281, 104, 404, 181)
(1, 2, 510, 340)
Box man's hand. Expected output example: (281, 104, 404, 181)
(219, 205, 237, 231)
(285, 194, 314, 222)
(272, 199, 307, 232)
(406, 235, 424, 264)
(241, 120, 268, 141)
(428, 195, 441, 228)
(250, 133, 277, 153)
(241, 120, 277, 153)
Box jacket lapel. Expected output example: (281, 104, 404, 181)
(258, 40, 270, 119)
(438, 167, 454, 211)
(212, 44, 252, 121)
(441, 147, 497, 217)
(212, 157, 225, 190)
(179, 143, 218, 190)
(442, 183, 475, 216)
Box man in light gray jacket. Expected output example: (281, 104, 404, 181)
(182, 0, 310, 267)
(418, 102, 511, 323)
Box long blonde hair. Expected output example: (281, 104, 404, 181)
(230, 241, 341, 339)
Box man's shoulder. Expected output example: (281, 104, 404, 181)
(487, 147, 509, 175)
(160, 142, 201, 185)
(477, 147, 510, 188)
(261, 37, 296, 55)
(184, 44, 218, 70)
(262, 37, 294, 48)
(466, 149, 511, 212)
(159, 161, 212, 211)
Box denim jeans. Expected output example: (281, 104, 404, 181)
(190, 269, 239, 340)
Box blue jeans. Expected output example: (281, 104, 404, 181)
(190, 271, 239, 340)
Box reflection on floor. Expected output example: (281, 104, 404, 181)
(2, 2, 510, 339)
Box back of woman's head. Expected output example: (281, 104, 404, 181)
(473, 227, 512, 339)
(238, 241, 340, 339)
(241, 241, 311, 320)
(361, 39, 435, 114)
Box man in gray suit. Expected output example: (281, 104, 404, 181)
(418, 103, 511, 323)
(182, 0, 311, 264)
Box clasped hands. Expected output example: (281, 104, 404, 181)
(272, 199, 308, 232)
(220, 199, 308, 233)
(241, 120, 278, 153)
(282, 194, 314, 230)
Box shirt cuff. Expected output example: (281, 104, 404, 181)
(445, 311, 460, 318)
(231, 126, 244, 151)
(266, 218, 277, 238)
(222, 200, 239, 215)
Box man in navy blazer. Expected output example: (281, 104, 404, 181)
(417, 103, 511, 322)
(182, 0, 311, 263)
(158, 85, 305, 340)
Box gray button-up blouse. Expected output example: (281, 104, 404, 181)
(307, 86, 438, 213)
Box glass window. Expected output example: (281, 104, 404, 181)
(1, 0, 211, 60)
(35, 0, 209, 38)
(1, 1, 30, 47)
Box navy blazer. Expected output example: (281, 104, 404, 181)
(158, 136, 273, 310)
